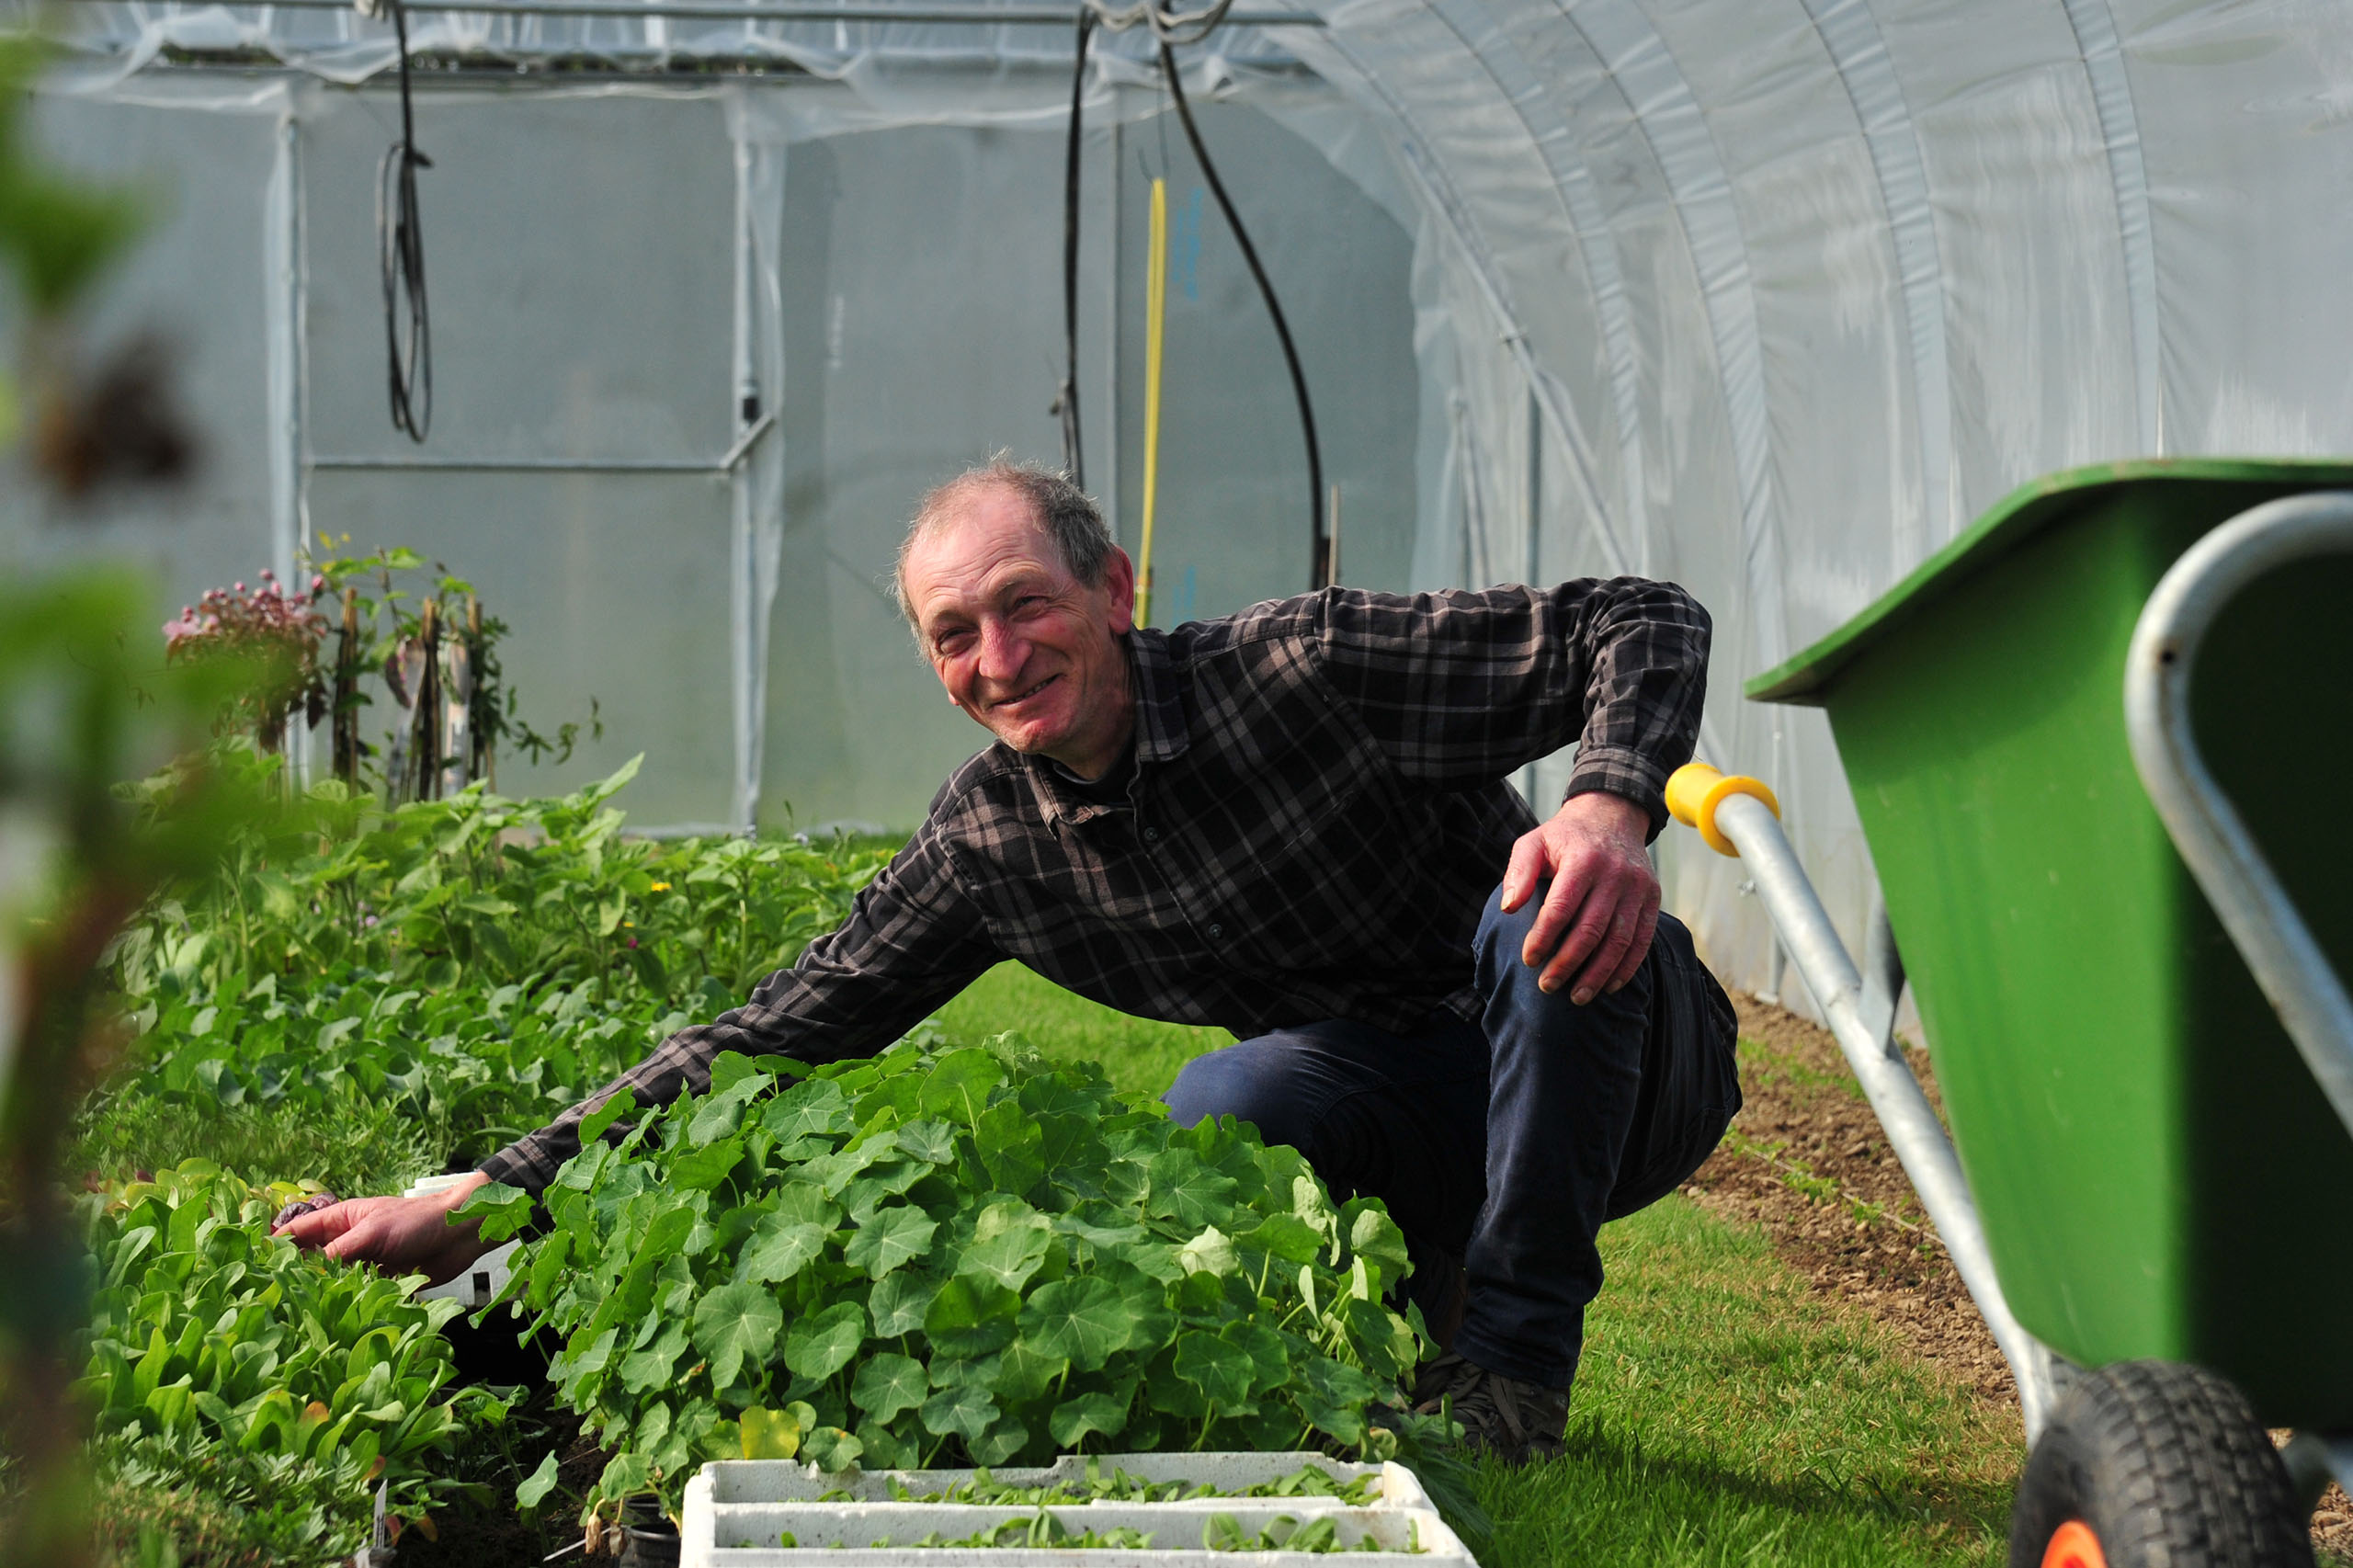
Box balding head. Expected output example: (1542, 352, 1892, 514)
(894, 459, 1114, 631)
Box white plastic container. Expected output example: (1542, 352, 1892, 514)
(680, 1452, 1476, 1568)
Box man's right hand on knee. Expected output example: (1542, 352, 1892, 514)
(272, 1169, 494, 1286)
(1498, 789, 1662, 1004)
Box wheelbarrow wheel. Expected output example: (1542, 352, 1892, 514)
(2007, 1359, 2312, 1568)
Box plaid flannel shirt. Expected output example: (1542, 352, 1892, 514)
(479, 578, 1711, 1192)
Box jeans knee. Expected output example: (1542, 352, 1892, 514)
(1163, 1043, 1319, 1152)
(1474, 880, 1541, 991)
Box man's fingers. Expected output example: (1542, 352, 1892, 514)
(1566, 892, 1644, 1004)
(1603, 892, 1662, 995)
(1518, 864, 1591, 972)
(1498, 831, 1552, 915)
(276, 1199, 364, 1247)
(1536, 879, 1616, 994)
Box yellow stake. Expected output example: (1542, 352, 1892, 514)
(1135, 176, 1168, 628)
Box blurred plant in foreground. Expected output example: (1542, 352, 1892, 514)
(0, 25, 226, 1568)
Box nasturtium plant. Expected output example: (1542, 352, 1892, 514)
(76, 1160, 510, 1561)
(466, 1038, 1426, 1518)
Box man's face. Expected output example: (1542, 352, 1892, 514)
(904, 484, 1137, 773)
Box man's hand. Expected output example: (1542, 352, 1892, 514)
(1499, 790, 1662, 1004)
(272, 1169, 493, 1286)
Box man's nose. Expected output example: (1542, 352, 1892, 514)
(975, 618, 1025, 684)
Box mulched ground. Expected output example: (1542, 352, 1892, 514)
(1685, 991, 2352, 1563)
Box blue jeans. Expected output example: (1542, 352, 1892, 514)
(1163, 885, 1739, 1391)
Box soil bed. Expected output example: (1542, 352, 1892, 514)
(1686, 991, 2351, 1563)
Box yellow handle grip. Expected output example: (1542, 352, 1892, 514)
(1665, 762, 1781, 858)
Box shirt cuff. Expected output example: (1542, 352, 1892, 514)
(475, 1140, 555, 1198)
(1563, 745, 1671, 840)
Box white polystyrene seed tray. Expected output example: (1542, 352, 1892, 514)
(681, 1453, 1476, 1568)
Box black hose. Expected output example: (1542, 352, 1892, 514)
(1057, 10, 1095, 486)
(381, 0, 433, 443)
(1160, 41, 1325, 588)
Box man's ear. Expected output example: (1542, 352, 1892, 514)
(1103, 548, 1138, 635)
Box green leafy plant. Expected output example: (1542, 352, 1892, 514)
(81, 759, 887, 1182)
(462, 1040, 1427, 1524)
(76, 1161, 510, 1561)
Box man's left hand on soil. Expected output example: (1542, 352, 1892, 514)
(1499, 789, 1661, 1004)
(272, 1169, 491, 1286)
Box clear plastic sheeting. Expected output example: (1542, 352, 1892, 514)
(8, 0, 2353, 1006)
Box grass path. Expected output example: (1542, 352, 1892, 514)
(940, 961, 2016, 1567)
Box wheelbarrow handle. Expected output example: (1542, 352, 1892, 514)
(1665, 762, 2065, 1439)
(2125, 491, 2353, 1146)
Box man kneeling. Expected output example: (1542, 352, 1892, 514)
(281, 460, 1741, 1462)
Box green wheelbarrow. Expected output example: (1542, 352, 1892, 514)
(1665, 460, 2353, 1568)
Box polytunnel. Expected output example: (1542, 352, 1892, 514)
(7, 0, 2351, 1004)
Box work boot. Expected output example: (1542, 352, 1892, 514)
(1410, 1351, 1568, 1465)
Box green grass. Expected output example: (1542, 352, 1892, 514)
(932, 960, 1234, 1102)
(937, 962, 2018, 1567)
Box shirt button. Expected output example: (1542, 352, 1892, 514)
(1208, 923, 1224, 939)
(1143, 826, 1160, 843)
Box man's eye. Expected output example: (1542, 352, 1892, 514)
(936, 631, 972, 654)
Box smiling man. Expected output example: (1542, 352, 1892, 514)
(281, 458, 1739, 1463)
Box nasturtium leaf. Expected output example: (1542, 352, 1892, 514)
(451, 1181, 535, 1244)
(802, 1426, 864, 1471)
(768, 1181, 841, 1230)
(969, 1417, 1029, 1467)
(1177, 1225, 1239, 1278)
(1233, 1212, 1324, 1265)
(1049, 1390, 1129, 1448)
(1226, 1321, 1290, 1386)
(843, 1205, 937, 1280)
(688, 1073, 771, 1148)
(916, 1048, 1007, 1125)
(1292, 1357, 1384, 1445)
(1144, 1148, 1239, 1229)
(618, 1322, 689, 1393)
(781, 1301, 866, 1381)
(849, 1353, 926, 1422)
(761, 1081, 852, 1146)
(1345, 1200, 1412, 1279)
(580, 1088, 642, 1147)
(690, 1282, 782, 1389)
(516, 1449, 561, 1509)
(597, 1449, 653, 1505)
(1017, 1276, 1137, 1372)
(990, 1339, 1068, 1403)
(1100, 1158, 1150, 1208)
(923, 1276, 1019, 1359)
(1172, 1330, 1255, 1410)
(801, 1139, 892, 1198)
(868, 1269, 943, 1339)
(837, 1161, 926, 1221)
(957, 1202, 1053, 1291)
(919, 1381, 997, 1442)
(668, 1138, 745, 1193)
(892, 1118, 958, 1166)
(973, 1099, 1045, 1196)
(709, 1051, 772, 1095)
(737, 1217, 828, 1287)
(739, 1403, 803, 1460)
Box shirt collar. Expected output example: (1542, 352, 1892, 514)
(1021, 629, 1192, 828)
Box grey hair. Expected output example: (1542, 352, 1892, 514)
(894, 458, 1114, 631)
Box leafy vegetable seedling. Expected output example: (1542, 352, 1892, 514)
(462, 1039, 1428, 1521)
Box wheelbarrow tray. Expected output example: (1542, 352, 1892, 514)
(1749, 458, 2353, 1427)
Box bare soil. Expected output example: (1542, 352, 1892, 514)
(1685, 991, 2352, 1564)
